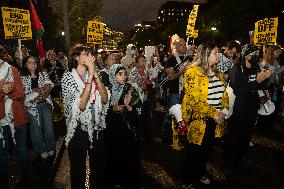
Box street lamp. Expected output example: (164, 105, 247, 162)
(210, 27, 217, 43)
(61, 31, 65, 36)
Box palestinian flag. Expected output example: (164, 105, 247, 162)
(29, 0, 45, 58)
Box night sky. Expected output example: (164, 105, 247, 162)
(102, 0, 207, 31)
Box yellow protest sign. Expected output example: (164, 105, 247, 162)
(254, 17, 278, 45)
(87, 21, 104, 45)
(1, 7, 32, 40)
(188, 30, 198, 38)
(186, 5, 199, 37)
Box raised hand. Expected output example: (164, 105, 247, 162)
(1, 81, 13, 94)
(82, 56, 96, 76)
(124, 90, 132, 106)
(256, 70, 271, 83)
(113, 103, 125, 112)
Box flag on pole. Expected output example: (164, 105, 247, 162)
(29, 0, 45, 58)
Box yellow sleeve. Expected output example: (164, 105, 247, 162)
(182, 67, 218, 121)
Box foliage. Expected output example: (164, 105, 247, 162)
(67, 0, 103, 44)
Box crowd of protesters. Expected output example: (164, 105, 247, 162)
(0, 35, 283, 189)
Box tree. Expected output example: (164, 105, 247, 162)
(199, 0, 284, 45)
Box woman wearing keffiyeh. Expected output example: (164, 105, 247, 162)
(105, 64, 142, 189)
(61, 44, 109, 189)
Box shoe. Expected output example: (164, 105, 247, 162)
(182, 184, 196, 189)
(48, 150, 54, 157)
(41, 152, 48, 159)
(200, 176, 210, 184)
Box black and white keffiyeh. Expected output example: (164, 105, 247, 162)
(21, 72, 54, 117)
(216, 53, 233, 73)
(61, 68, 109, 147)
(0, 62, 15, 143)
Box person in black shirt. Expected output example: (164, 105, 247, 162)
(161, 37, 190, 143)
(223, 44, 271, 176)
(100, 53, 117, 89)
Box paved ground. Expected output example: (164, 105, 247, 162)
(11, 111, 284, 189)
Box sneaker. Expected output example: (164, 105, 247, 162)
(48, 150, 54, 157)
(41, 152, 48, 159)
(200, 176, 210, 184)
(182, 184, 196, 189)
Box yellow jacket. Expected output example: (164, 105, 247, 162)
(182, 66, 229, 145)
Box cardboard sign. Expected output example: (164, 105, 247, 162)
(87, 21, 103, 45)
(254, 17, 278, 45)
(188, 30, 198, 38)
(1, 7, 32, 40)
(186, 5, 199, 37)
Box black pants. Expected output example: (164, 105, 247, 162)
(68, 127, 106, 189)
(223, 104, 258, 166)
(181, 118, 216, 185)
(105, 123, 140, 189)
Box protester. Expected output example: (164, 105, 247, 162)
(161, 36, 190, 143)
(121, 44, 137, 74)
(129, 54, 152, 140)
(61, 44, 109, 189)
(181, 43, 229, 188)
(100, 53, 117, 89)
(57, 49, 69, 70)
(21, 55, 55, 159)
(223, 44, 271, 176)
(42, 50, 64, 98)
(216, 40, 240, 78)
(105, 64, 142, 189)
(0, 45, 29, 189)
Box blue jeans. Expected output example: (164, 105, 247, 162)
(161, 93, 182, 140)
(0, 125, 28, 187)
(28, 102, 55, 155)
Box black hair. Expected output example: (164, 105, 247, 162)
(226, 40, 240, 51)
(20, 55, 42, 76)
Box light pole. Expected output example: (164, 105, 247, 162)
(63, 0, 70, 50)
(211, 27, 217, 44)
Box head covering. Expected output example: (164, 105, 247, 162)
(109, 64, 126, 106)
(241, 44, 260, 58)
(46, 50, 55, 60)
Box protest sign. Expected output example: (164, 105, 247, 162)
(186, 5, 199, 38)
(254, 17, 278, 45)
(87, 21, 104, 45)
(1, 7, 32, 40)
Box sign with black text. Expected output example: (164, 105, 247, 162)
(254, 17, 278, 45)
(1, 7, 32, 40)
(87, 21, 103, 45)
